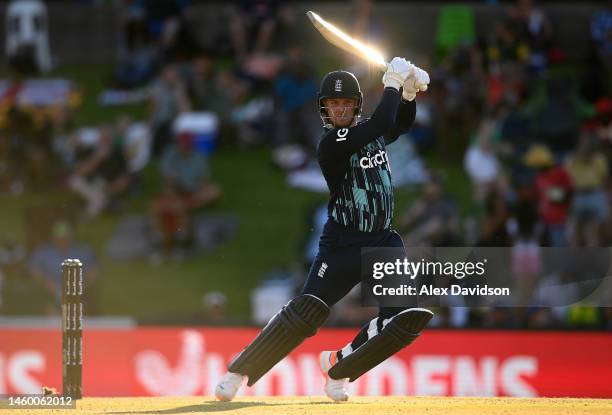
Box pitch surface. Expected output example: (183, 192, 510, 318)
(9, 396, 612, 415)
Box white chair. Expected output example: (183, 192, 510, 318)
(5, 0, 52, 73)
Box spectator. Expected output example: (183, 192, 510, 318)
(524, 145, 573, 246)
(565, 132, 609, 228)
(150, 133, 221, 253)
(67, 125, 132, 218)
(149, 65, 191, 155)
(273, 44, 318, 149)
(507, 0, 553, 70)
(464, 118, 501, 204)
(187, 54, 225, 112)
(27, 221, 98, 308)
(114, 30, 157, 89)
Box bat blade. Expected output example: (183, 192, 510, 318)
(306, 11, 387, 69)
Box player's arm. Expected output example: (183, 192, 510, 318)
(384, 98, 416, 144)
(384, 66, 429, 144)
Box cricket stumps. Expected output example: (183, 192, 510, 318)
(61, 259, 83, 399)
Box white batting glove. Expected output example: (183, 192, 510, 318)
(382, 57, 414, 91)
(402, 66, 430, 101)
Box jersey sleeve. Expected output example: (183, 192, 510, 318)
(384, 97, 416, 145)
(317, 88, 401, 161)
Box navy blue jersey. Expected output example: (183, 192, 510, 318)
(317, 88, 416, 232)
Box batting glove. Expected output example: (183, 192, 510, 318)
(382, 57, 414, 91)
(402, 66, 430, 101)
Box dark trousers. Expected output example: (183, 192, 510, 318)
(301, 219, 410, 358)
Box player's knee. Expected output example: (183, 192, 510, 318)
(281, 294, 330, 336)
(385, 308, 434, 340)
(379, 306, 407, 320)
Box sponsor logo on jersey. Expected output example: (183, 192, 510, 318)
(336, 128, 348, 141)
(359, 149, 388, 169)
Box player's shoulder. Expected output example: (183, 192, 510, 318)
(318, 127, 347, 147)
(320, 119, 368, 144)
(317, 127, 346, 159)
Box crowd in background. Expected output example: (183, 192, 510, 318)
(0, 0, 611, 329)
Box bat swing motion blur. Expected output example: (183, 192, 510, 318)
(306, 10, 389, 70)
(306, 10, 428, 97)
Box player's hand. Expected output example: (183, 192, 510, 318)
(382, 57, 414, 91)
(402, 66, 430, 101)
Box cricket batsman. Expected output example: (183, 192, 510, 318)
(216, 58, 432, 402)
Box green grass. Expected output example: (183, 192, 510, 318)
(1, 65, 471, 321)
(0, 147, 325, 320)
(49, 65, 149, 125)
(93, 147, 325, 319)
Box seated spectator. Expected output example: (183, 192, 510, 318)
(150, 133, 221, 253)
(67, 125, 132, 218)
(565, 131, 609, 228)
(27, 221, 98, 310)
(524, 145, 573, 246)
(187, 54, 229, 114)
(397, 176, 461, 246)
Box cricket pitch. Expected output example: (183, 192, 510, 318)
(8, 396, 612, 415)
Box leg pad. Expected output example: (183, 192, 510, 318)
(229, 294, 329, 386)
(328, 308, 433, 382)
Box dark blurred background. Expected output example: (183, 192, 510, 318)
(0, 0, 611, 330)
